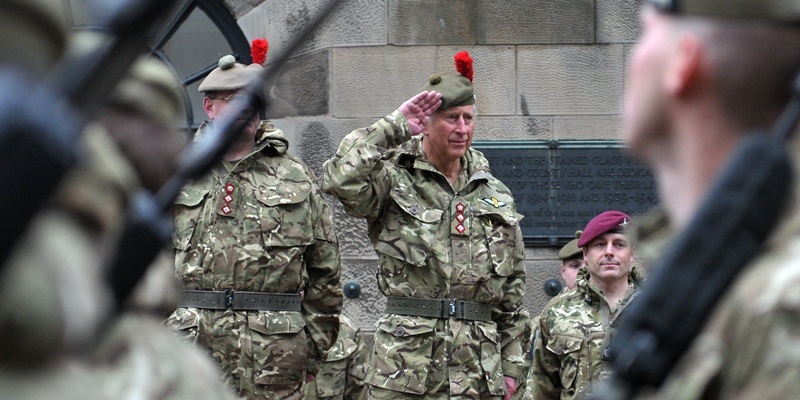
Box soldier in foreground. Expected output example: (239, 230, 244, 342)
(528, 211, 641, 399)
(322, 51, 527, 399)
(166, 43, 342, 399)
(609, 1, 800, 398)
(0, 0, 238, 396)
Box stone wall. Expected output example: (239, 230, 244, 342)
(234, 0, 645, 342)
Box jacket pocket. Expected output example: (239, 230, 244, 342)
(247, 311, 308, 386)
(172, 186, 209, 251)
(474, 202, 522, 277)
(254, 182, 315, 247)
(366, 316, 437, 394)
(546, 334, 583, 391)
(374, 188, 443, 266)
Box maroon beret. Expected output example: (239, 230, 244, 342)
(578, 210, 632, 247)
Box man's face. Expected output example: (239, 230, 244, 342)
(203, 89, 259, 139)
(560, 258, 585, 290)
(583, 233, 634, 285)
(423, 104, 475, 163)
(622, 8, 673, 160)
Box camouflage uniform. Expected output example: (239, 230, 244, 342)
(309, 314, 370, 400)
(168, 120, 342, 400)
(322, 110, 527, 398)
(528, 267, 641, 399)
(635, 176, 800, 399)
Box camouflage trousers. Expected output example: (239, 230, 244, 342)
(167, 307, 309, 400)
(365, 315, 506, 399)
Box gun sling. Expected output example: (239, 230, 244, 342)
(178, 290, 301, 311)
(385, 296, 492, 322)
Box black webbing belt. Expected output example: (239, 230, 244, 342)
(178, 290, 302, 311)
(385, 296, 493, 322)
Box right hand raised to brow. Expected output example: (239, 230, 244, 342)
(399, 91, 442, 135)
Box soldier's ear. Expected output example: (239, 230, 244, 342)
(665, 32, 703, 97)
(203, 96, 215, 118)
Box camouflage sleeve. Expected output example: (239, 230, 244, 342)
(498, 224, 527, 380)
(302, 174, 343, 376)
(529, 308, 562, 400)
(344, 325, 370, 400)
(321, 110, 413, 222)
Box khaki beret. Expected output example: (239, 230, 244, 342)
(198, 55, 263, 93)
(558, 231, 583, 260)
(650, 0, 800, 22)
(0, 0, 66, 74)
(109, 56, 184, 127)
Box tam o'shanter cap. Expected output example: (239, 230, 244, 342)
(198, 38, 268, 92)
(421, 51, 475, 110)
(649, 0, 800, 22)
(578, 210, 632, 247)
(558, 231, 584, 260)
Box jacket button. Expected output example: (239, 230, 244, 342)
(395, 327, 405, 336)
(409, 206, 418, 215)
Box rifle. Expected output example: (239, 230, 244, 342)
(0, 0, 180, 268)
(106, 0, 345, 310)
(589, 71, 800, 399)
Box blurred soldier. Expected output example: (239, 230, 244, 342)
(619, 1, 800, 398)
(322, 51, 527, 399)
(307, 314, 370, 400)
(558, 231, 585, 291)
(528, 211, 641, 399)
(166, 43, 342, 400)
(0, 0, 128, 366)
(0, 0, 239, 396)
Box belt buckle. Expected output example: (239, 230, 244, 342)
(225, 289, 234, 309)
(443, 298, 464, 320)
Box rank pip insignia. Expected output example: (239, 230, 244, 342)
(481, 197, 506, 208)
(451, 199, 470, 236)
(219, 182, 236, 216)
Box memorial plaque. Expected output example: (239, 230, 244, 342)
(473, 140, 659, 246)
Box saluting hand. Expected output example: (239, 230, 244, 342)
(399, 91, 442, 135)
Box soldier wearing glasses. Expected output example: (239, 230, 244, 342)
(166, 47, 342, 400)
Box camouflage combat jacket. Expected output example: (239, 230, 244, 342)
(635, 157, 800, 400)
(529, 268, 641, 400)
(167, 121, 342, 399)
(322, 110, 527, 397)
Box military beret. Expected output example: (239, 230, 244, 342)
(649, 0, 800, 22)
(558, 231, 583, 260)
(0, 0, 66, 75)
(578, 210, 632, 247)
(421, 51, 476, 110)
(109, 56, 184, 127)
(198, 55, 263, 93)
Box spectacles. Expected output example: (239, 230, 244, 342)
(208, 94, 248, 106)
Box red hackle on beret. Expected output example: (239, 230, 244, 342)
(578, 210, 632, 247)
(251, 38, 268, 66)
(454, 51, 474, 83)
